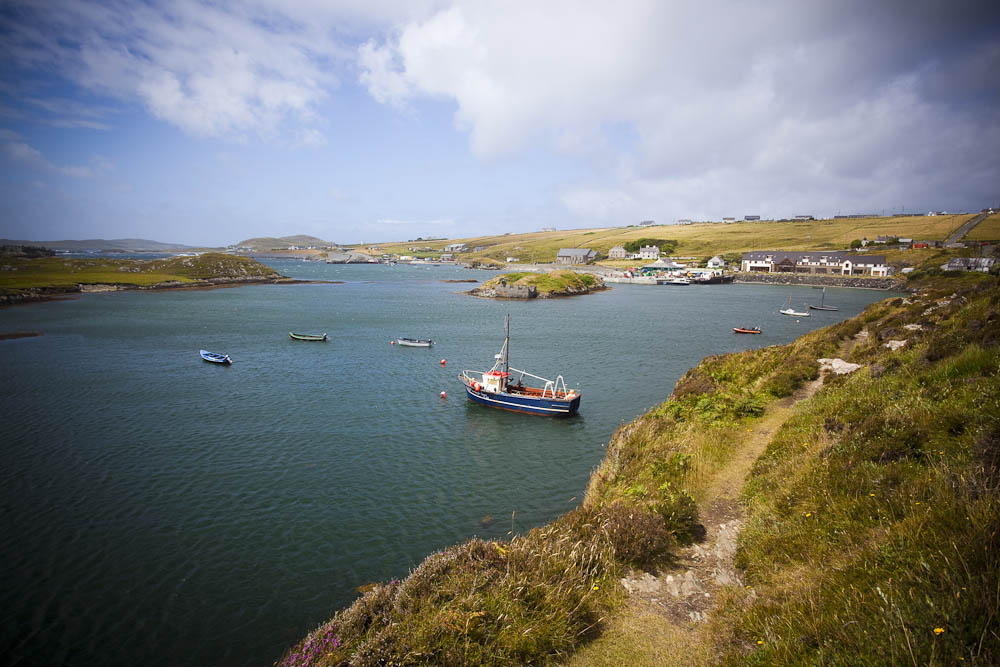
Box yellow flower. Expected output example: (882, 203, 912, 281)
(869, 493, 876, 497)
(933, 627, 945, 635)
(805, 512, 812, 518)
(756, 640, 764, 645)
(592, 584, 599, 591)
(494, 543, 507, 555)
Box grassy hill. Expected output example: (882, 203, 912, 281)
(0, 252, 282, 291)
(236, 235, 333, 250)
(0, 238, 203, 252)
(371, 215, 975, 264)
(280, 270, 998, 666)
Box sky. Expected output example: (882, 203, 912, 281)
(0, 0, 998, 247)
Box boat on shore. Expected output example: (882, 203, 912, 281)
(396, 337, 433, 347)
(733, 327, 761, 334)
(200, 349, 232, 364)
(459, 315, 581, 416)
(808, 287, 839, 311)
(779, 295, 810, 317)
(289, 332, 327, 341)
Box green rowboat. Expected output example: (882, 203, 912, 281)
(289, 332, 327, 342)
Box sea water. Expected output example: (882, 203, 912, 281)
(0, 262, 891, 665)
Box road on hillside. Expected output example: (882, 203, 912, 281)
(946, 212, 989, 244)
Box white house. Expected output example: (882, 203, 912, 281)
(707, 255, 727, 268)
(608, 245, 628, 259)
(639, 245, 660, 260)
(443, 243, 468, 253)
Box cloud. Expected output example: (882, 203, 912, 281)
(1, 129, 112, 178)
(360, 0, 1000, 219)
(0, 0, 356, 141)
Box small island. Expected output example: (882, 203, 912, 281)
(469, 270, 607, 299)
(0, 250, 300, 306)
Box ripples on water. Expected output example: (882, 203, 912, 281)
(0, 262, 892, 665)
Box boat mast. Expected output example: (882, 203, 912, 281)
(504, 313, 510, 390)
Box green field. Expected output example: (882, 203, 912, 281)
(0, 253, 282, 291)
(965, 213, 1000, 241)
(370, 215, 974, 264)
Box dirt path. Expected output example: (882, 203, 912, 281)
(565, 370, 832, 666)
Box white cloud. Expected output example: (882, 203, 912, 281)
(1, 0, 350, 141)
(1, 129, 112, 179)
(360, 0, 1000, 219)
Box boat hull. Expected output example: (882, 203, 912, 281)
(396, 338, 432, 347)
(808, 305, 839, 311)
(289, 332, 327, 341)
(464, 386, 580, 416)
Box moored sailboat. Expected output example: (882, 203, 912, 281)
(808, 287, 839, 311)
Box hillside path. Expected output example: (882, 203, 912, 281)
(565, 361, 839, 666)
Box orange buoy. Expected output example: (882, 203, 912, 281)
(440, 391, 447, 398)
(440, 359, 446, 365)
(390, 340, 395, 345)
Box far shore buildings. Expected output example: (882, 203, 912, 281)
(443, 243, 469, 253)
(556, 248, 599, 264)
(608, 245, 628, 260)
(639, 245, 660, 260)
(740, 251, 891, 276)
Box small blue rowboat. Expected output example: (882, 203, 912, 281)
(200, 349, 232, 364)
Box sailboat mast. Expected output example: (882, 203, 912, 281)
(504, 314, 510, 382)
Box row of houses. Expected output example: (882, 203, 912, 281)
(740, 251, 891, 276)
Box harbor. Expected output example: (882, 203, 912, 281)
(0, 261, 891, 666)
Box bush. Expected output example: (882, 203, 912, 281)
(596, 501, 674, 568)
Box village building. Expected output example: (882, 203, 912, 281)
(945, 257, 996, 272)
(707, 255, 727, 269)
(740, 251, 891, 276)
(556, 248, 599, 264)
(608, 245, 628, 259)
(639, 245, 660, 260)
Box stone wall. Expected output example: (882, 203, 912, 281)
(734, 272, 902, 290)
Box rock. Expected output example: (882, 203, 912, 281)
(884, 340, 907, 350)
(818, 358, 862, 374)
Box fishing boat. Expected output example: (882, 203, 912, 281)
(779, 295, 810, 317)
(808, 287, 839, 311)
(396, 337, 433, 347)
(733, 327, 761, 334)
(200, 349, 232, 364)
(289, 332, 327, 341)
(459, 315, 581, 416)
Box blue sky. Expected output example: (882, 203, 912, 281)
(1, 0, 998, 246)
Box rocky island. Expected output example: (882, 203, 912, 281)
(468, 270, 606, 299)
(0, 251, 300, 306)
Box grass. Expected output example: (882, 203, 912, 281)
(475, 270, 600, 295)
(371, 215, 974, 264)
(965, 213, 1000, 241)
(0, 253, 282, 291)
(281, 272, 999, 666)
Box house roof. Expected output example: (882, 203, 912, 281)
(557, 248, 597, 256)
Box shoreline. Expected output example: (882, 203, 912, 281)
(0, 278, 335, 309)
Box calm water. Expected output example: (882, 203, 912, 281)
(0, 262, 891, 666)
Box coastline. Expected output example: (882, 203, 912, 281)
(0, 277, 335, 308)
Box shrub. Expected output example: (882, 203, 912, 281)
(596, 501, 674, 568)
(651, 482, 701, 545)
